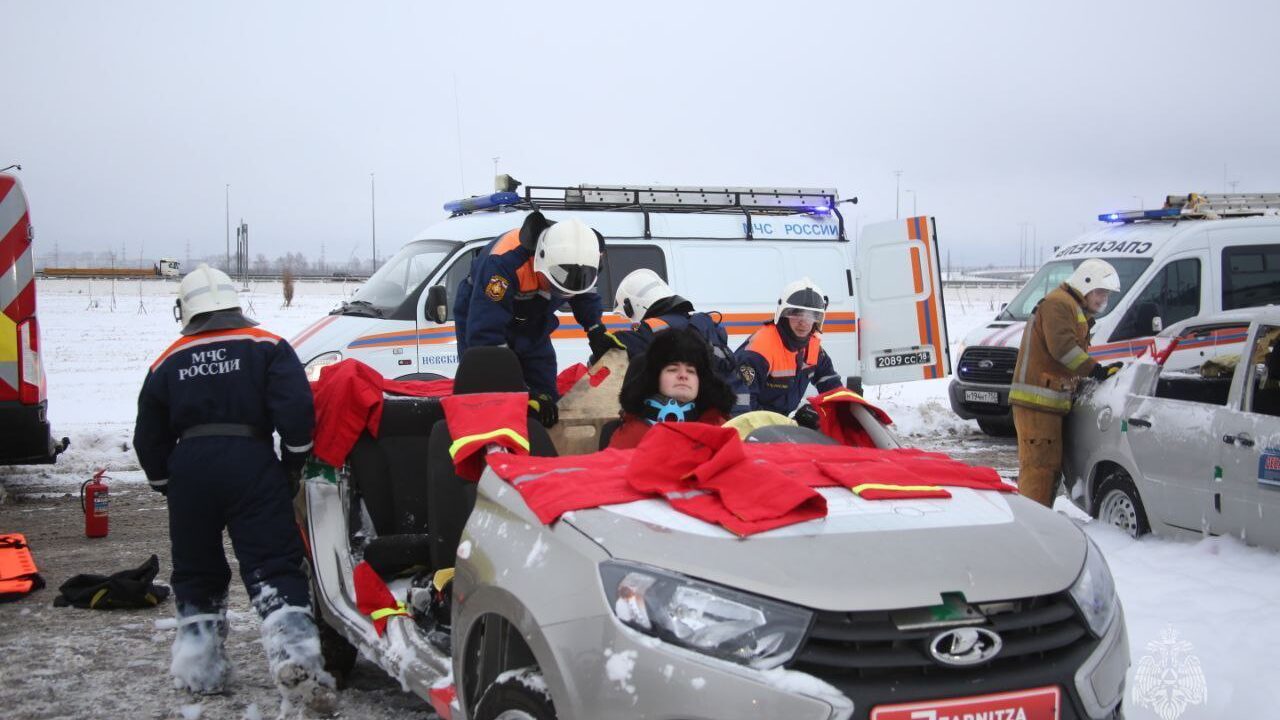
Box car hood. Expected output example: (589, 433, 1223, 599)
(962, 320, 1026, 349)
(565, 487, 1086, 611)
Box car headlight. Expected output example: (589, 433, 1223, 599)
(600, 561, 812, 669)
(304, 351, 342, 382)
(1068, 537, 1117, 637)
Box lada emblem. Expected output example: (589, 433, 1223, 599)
(928, 627, 1002, 667)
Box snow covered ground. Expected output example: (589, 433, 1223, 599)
(2, 277, 1278, 719)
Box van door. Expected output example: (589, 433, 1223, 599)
(413, 244, 483, 378)
(855, 216, 950, 384)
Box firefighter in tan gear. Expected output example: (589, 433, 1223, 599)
(1010, 259, 1123, 506)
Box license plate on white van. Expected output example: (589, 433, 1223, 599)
(874, 349, 933, 368)
(965, 390, 999, 404)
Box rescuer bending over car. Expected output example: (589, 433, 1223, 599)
(453, 211, 624, 428)
(733, 278, 843, 427)
(611, 268, 737, 389)
(1010, 258, 1124, 506)
(133, 264, 336, 713)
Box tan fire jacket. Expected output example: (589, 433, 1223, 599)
(1010, 284, 1099, 414)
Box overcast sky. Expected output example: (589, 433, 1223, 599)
(5, 0, 1279, 269)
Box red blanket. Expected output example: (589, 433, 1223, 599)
(809, 388, 893, 447)
(486, 431, 1009, 536)
(311, 359, 453, 466)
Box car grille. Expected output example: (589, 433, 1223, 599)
(788, 594, 1092, 682)
(957, 346, 1019, 384)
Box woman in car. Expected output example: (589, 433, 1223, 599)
(608, 327, 736, 449)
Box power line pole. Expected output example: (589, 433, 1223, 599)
(224, 184, 231, 272)
(370, 172, 377, 272)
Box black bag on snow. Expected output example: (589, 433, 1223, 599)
(53, 553, 171, 609)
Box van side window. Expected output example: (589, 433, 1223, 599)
(444, 247, 482, 321)
(598, 245, 666, 306)
(1222, 244, 1280, 310)
(1112, 258, 1201, 341)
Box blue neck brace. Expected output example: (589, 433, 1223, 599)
(643, 396, 696, 424)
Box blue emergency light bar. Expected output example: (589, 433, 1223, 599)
(443, 192, 521, 214)
(1098, 207, 1182, 223)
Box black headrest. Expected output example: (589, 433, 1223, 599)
(454, 346, 528, 395)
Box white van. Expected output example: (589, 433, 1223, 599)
(291, 182, 952, 391)
(949, 193, 1280, 435)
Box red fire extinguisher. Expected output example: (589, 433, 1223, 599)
(80, 469, 109, 538)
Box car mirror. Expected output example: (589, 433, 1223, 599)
(425, 285, 448, 324)
(1151, 316, 1163, 333)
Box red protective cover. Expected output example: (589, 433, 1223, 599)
(352, 560, 407, 637)
(311, 359, 452, 466)
(440, 392, 530, 481)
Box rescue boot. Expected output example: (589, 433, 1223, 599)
(170, 611, 230, 695)
(260, 605, 339, 716)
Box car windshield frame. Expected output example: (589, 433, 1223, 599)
(345, 239, 461, 314)
(997, 257, 1152, 321)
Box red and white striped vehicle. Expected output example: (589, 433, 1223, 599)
(0, 172, 66, 464)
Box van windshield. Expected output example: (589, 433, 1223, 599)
(346, 240, 461, 315)
(998, 258, 1152, 321)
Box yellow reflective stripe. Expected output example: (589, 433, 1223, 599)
(89, 588, 110, 608)
(370, 602, 408, 622)
(824, 389, 864, 402)
(1076, 308, 1086, 323)
(1059, 346, 1089, 371)
(448, 428, 531, 458)
(1009, 386, 1072, 411)
(851, 483, 945, 494)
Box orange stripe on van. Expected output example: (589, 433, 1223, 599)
(917, 217, 945, 379)
(906, 219, 934, 378)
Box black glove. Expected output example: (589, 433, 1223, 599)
(793, 404, 821, 430)
(528, 392, 559, 428)
(587, 324, 625, 363)
(1089, 362, 1123, 381)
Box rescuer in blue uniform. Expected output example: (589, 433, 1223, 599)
(134, 264, 335, 711)
(454, 211, 623, 427)
(733, 277, 843, 426)
(612, 268, 736, 389)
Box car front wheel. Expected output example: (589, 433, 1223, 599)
(473, 667, 556, 720)
(1093, 469, 1151, 538)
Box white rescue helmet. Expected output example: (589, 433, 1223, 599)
(533, 218, 602, 296)
(1066, 258, 1121, 297)
(174, 263, 240, 326)
(614, 268, 674, 323)
(775, 277, 828, 327)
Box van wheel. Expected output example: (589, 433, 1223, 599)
(1093, 469, 1150, 539)
(473, 667, 556, 720)
(977, 417, 1016, 437)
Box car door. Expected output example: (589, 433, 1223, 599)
(1213, 324, 1280, 548)
(1123, 327, 1242, 532)
(855, 216, 950, 384)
